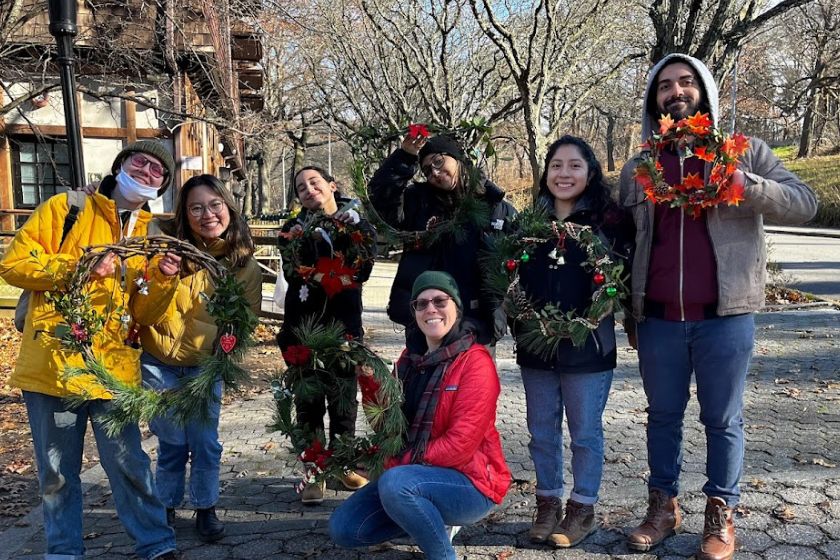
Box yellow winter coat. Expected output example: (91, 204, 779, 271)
(0, 192, 169, 398)
(133, 237, 262, 366)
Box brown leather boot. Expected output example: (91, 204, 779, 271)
(698, 496, 735, 560)
(528, 495, 562, 543)
(548, 499, 597, 548)
(627, 488, 682, 551)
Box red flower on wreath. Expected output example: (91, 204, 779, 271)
(283, 344, 312, 366)
(300, 438, 333, 471)
(357, 371, 381, 405)
(314, 256, 358, 298)
(70, 322, 88, 342)
(408, 123, 430, 139)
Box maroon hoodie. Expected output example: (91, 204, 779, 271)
(645, 150, 718, 321)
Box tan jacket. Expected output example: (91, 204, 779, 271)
(133, 238, 262, 366)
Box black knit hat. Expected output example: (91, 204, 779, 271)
(111, 140, 176, 194)
(411, 270, 462, 309)
(418, 135, 465, 163)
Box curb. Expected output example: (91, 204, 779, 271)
(765, 225, 840, 238)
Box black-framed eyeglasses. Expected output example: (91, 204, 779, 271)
(411, 295, 452, 312)
(420, 154, 445, 178)
(188, 199, 226, 217)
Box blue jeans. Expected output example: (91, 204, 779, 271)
(141, 352, 223, 509)
(520, 367, 613, 504)
(329, 465, 495, 560)
(637, 314, 754, 507)
(23, 391, 176, 560)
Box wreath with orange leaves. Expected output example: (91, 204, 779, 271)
(633, 112, 751, 219)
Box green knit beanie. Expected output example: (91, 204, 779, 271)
(411, 270, 462, 309)
(111, 140, 176, 194)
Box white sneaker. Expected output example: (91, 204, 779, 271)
(446, 525, 462, 543)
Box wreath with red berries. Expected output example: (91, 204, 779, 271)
(481, 207, 628, 359)
(42, 235, 258, 435)
(633, 112, 751, 218)
(278, 207, 376, 300)
(270, 318, 406, 489)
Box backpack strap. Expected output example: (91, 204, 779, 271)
(61, 190, 87, 246)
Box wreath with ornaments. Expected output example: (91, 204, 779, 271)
(41, 235, 258, 436)
(278, 202, 376, 300)
(481, 207, 628, 358)
(350, 119, 504, 251)
(634, 112, 750, 219)
(270, 318, 406, 489)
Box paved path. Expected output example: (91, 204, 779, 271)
(2, 306, 838, 559)
(767, 232, 840, 303)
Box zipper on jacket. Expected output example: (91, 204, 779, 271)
(679, 211, 685, 321)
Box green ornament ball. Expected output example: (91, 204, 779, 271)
(606, 286, 618, 297)
(520, 252, 530, 262)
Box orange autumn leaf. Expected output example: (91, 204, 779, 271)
(658, 114, 676, 135)
(681, 172, 705, 191)
(731, 133, 750, 157)
(720, 183, 745, 206)
(685, 112, 712, 133)
(694, 146, 716, 162)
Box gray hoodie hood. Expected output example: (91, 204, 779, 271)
(640, 53, 719, 142)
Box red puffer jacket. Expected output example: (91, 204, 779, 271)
(387, 344, 512, 504)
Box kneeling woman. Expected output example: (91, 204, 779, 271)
(329, 271, 511, 560)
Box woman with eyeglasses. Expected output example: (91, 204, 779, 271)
(369, 133, 516, 346)
(330, 270, 511, 559)
(131, 174, 262, 542)
(276, 166, 377, 504)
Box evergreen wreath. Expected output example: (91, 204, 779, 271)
(41, 235, 258, 436)
(278, 204, 377, 299)
(349, 119, 499, 251)
(482, 207, 628, 358)
(269, 317, 406, 489)
(634, 111, 751, 218)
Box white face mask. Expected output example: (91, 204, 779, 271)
(116, 170, 160, 204)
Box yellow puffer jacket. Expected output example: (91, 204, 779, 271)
(0, 192, 169, 398)
(134, 238, 262, 366)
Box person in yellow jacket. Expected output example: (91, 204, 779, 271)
(132, 174, 262, 542)
(0, 140, 180, 560)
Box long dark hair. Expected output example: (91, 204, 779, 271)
(537, 135, 613, 216)
(174, 174, 254, 268)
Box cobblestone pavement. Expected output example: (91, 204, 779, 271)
(2, 308, 838, 559)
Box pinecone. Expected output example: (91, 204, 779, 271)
(654, 182, 671, 197)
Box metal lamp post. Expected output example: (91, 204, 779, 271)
(47, 0, 85, 190)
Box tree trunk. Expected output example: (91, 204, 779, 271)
(605, 114, 616, 172)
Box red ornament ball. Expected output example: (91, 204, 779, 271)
(593, 272, 606, 285)
(505, 259, 517, 272)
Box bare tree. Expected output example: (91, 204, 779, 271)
(469, 0, 644, 194)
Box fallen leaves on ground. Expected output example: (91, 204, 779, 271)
(772, 504, 797, 522)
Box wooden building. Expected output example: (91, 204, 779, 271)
(0, 0, 263, 229)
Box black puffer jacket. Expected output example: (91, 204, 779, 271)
(276, 198, 376, 349)
(515, 195, 633, 374)
(369, 149, 517, 344)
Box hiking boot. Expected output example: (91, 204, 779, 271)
(627, 488, 682, 551)
(339, 470, 369, 490)
(301, 480, 326, 505)
(166, 508, 176, 527)
(195, 506, 225, 542)
(698, 497, 735, 560)
(548, 499, 597, 548)
(529, 495, 562, 543)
